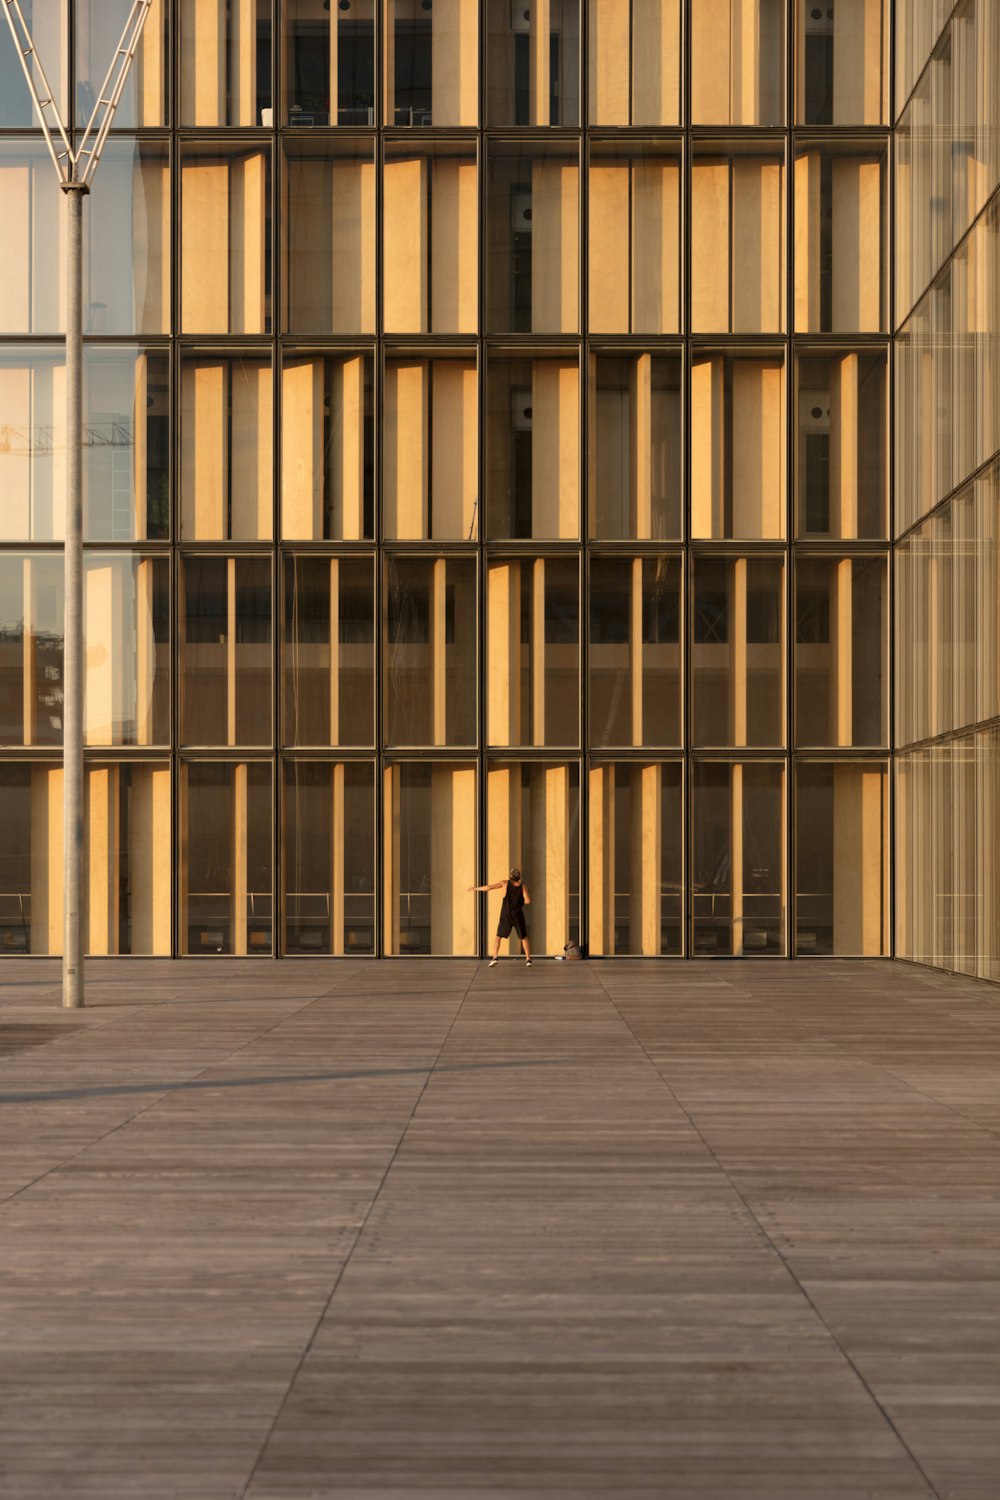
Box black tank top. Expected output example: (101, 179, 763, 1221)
(502, 880, 525, 915)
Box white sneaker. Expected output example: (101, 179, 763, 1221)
(488, 957, 498, 967)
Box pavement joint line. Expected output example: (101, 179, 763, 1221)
(590, 964, 948, 1500)
(235, 962, 478, 1499)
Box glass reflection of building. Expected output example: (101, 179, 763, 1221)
(0, 2, 993, 974)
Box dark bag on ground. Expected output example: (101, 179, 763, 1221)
(563, 942, 582, 960)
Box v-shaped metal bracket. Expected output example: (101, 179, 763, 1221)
(1, 0, 154, 190)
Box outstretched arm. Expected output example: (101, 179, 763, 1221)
(468, 880, 504, 893)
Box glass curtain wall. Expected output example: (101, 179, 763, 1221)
(0, 1, 899, 960)
(894, 0, 1000, 982)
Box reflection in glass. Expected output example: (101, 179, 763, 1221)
(588, 0, 679, 125)
(0, 6, 66, 126)
(384, 356, 477, 539)
(84, 348, 170, 542)
(794, 555, 887, 747)
(795, 0, 887, 125)
(589, 353, 681, 539)
(282, 762, 375, 954)
(691, 0, 784, 125)
(487, 761, 580, 955)
(691, 144, 785, 331)
(77, 0, 167, 126)
(282, 555, 374, 748)
(796, 352, 886, 538)
(180, 0, 271, 125)
(181, 557, 272, 746)
(693, 556, 784, 747)
(387, 0, 478, 125)
(0, 347, 66, 540)
(283, 0, 374, 125)
(181, 354, 272, 540)
(384, 142, 477, 333)
(0, 554, 63, 746)
(83, 554, 169, 746)
(487, 0, 580, 125)
(589, 557, 681, 747)
(0, 761, 171, 955)
(385, 556, 476, 747)
(795, 762, 888, 955)
(281, 353, 374, 540)
(384, 762, 476, 954)
(283, 140, 375, 334)
(487, 142, 579, 333)
(488, 558, 579, 748)
(86, 139, 169, 334)
(588, 762, 682, 955)
(795, 145, 886, 332)
(486, 357, 580, 539)
(589, 143, 680, 333)
(692, 762, 784, 955)
(691, 354, 786, 539)
(181, 143, 271, 334)
(182, 761, 272, 954)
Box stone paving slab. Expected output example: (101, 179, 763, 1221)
(0, 958, 997, 1498)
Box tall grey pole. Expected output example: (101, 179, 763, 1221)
(63, 181, 88, 1008)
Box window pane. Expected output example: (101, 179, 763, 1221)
(387, 0, 478, 125)
(385, 762, 476, 954)
(182, 762, 273, 954)
(281, 353, 374, 540)
(282, 555, 374, 748)
(486, 356, 580, 539)
(283, 140, 375, 334)
(486, 761, 580, 954)
(692, 762, 785, 955)
(283, 0, 374, 125)
(488, 558, 579, 748)
(385, 556, 476, 747)
(85, 348, 170, 542)
(0, 553, 64, 747)
(691, 144, 785, 332)
(181, 144, 272, 334)
(384, 142, 477, 333)
(795, 762, 888, 955)
(589, 353, 681, 540)
(78, 0, 168, 126)
(87, 140, 169, 334)
(282, 761, 375, 954)
(589, 143, 680, 334)
(588, 0, 679, 125)
(486, 143, 579, 334)
(84, 554, 169, 747)
(0, 8, 67, 126)
(795, 0, 887, 125)
(794, 555, 887, 747)
(181, 557, 272, 747)
(0, 144, 64, 333)
(487, 1, 580, 125)
(0, 347, 65, 541)
(691, 355, 786, 539)
(796, 352, 887, 538)
(691, 0, 784, 125)
(589, 557, 681, 747)
(180, 0, 271, 125)
(692, 556, 784, 747)
(794, 145, 886, 332)
(588, 762, 682, 955)
(384, 356, 477, 539)
(181, 355, 273, 540)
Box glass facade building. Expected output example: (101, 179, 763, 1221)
(0, 2, 991, 972)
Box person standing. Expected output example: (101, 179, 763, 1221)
(468, 868, 532, 967)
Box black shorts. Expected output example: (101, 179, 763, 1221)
(497, 908, 527, 940)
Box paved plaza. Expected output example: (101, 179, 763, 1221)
(1, 958, 998, 1499)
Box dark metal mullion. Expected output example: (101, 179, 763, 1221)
(887, 0, 897, 962)
(579, 5, 589, 954)
(271, 0, 281, 958)
(374, 0, 386, 955)
(477, 16, 487, 957)
(682, 0, 693, 957)
(785, 0, 795, 958)
(169, 18, 181, 954)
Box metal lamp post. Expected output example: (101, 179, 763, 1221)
(1, 1, 154, 1007)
